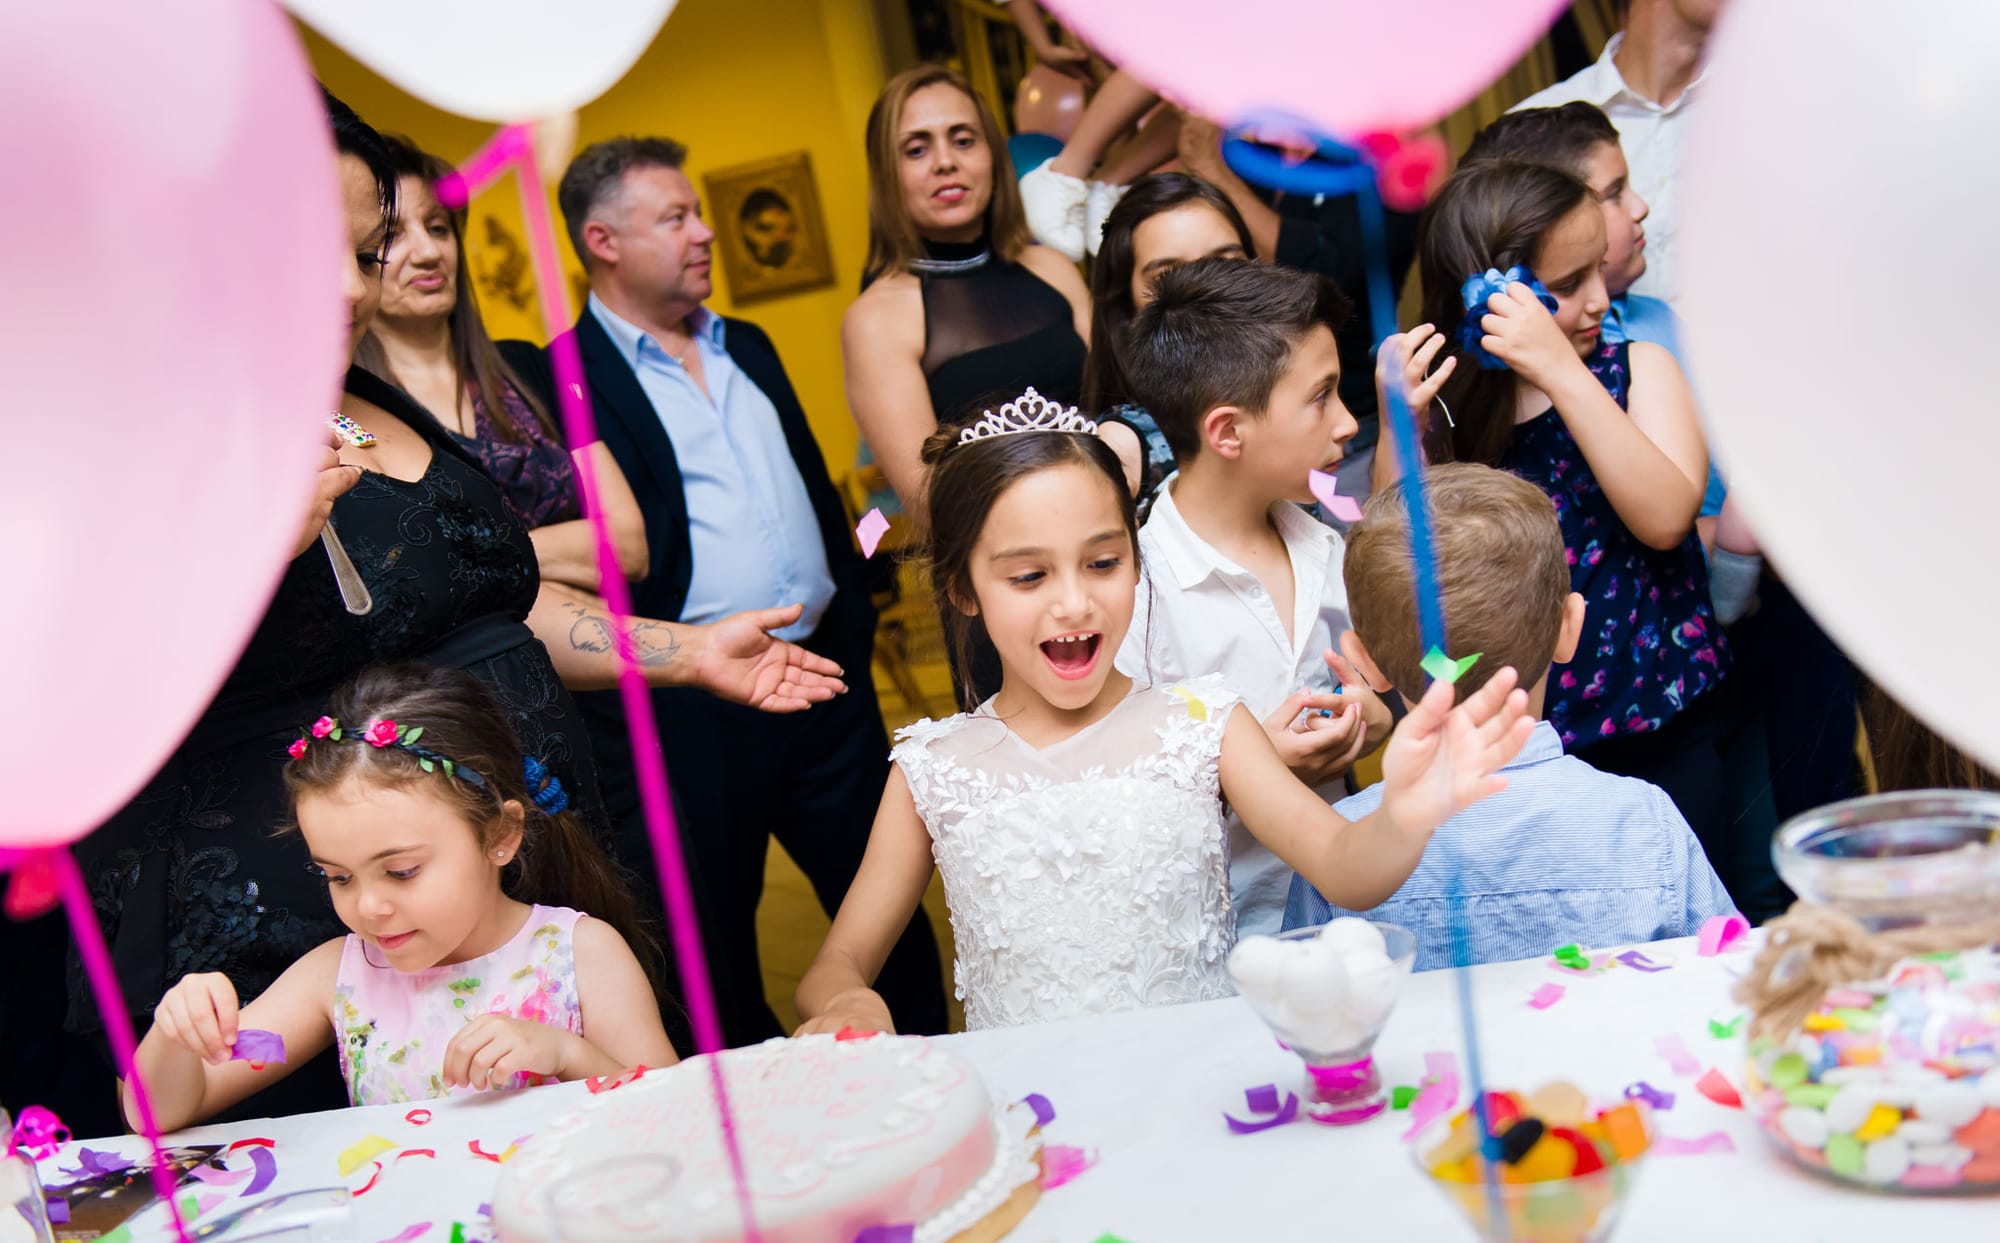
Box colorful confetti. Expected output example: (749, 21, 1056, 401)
(1697, 913, 1749, 956)
(1307, 468, 1363, 523)
(855, 507, 890, 559)
(230, 1029, 287, 1066)
(1420, 646, 1482, 684)
(1528, 983, 1565, 1010)
(338, 1135, 397, 1177)
(1040, 1144, 1098, 1189)
(1223, 1084, 1300, 1134)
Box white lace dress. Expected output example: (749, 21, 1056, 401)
(891, 674, 1243, 1030)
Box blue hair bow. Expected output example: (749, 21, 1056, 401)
(1458, 266, 1560, 370)
(522, 755, 569, 814)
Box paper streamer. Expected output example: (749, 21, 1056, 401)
(230, 1030, 286, 1065)
(1655, 1033, 1701, 1077)
(1653, 1132, 1737, 1156)
(374, 1225, 432, 1243)
(1040, 1144, 1098, 1189)
(1694, 1067, 1743, 1109)
(1021, 1093, 1056, 1129)
(1223, 1085, 1299, 1134)
(404, 1109, 432, 1126)
(1307, 468, 1363, 523)
(1698, 913, 1749, 956)
(442, 123, 759, 1243)
(855, 508, 890, 559)
(1617, 950, 1672, 972)
(243, 1146, 279, 1197)
(1528, 983, 1565, 1010)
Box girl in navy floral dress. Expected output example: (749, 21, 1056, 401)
(1377, 158, 1783, 920)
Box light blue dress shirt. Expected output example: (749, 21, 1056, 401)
(589, 296, 834, 640)
(1283, 722, 1736, 970)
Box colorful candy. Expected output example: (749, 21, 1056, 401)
(1746, 945, 2000, 1190)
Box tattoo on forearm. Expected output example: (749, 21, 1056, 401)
(563, 603, 682, 668)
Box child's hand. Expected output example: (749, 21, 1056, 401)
(1376, 324, 1456, 434)
(1477, 284, 1586, 391)
(1261, 688, 1366, 787)
(1039, 44, 1093, 80)
(152, 973, 242, 1066)
(1378, 667, 1534, 837)
(1324, 649, 1394, 755)
(442, 1015, 578, 1089)
(794, 989, 896, 1038)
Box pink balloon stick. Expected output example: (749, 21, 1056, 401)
(445, 122, 761, 1243)
(53, 850, 191, 1243)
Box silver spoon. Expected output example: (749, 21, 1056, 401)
(319, 522, 373, 616)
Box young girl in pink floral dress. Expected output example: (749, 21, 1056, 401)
(124, 665, 676, 1129)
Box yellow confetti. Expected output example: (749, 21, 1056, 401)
(1169, 685, 1208, 721)
(338, 1133, 397, 1176)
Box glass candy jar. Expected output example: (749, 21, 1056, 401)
(1740, 791, 2000, 1191)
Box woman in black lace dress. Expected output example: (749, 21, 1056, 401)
(55, 91, 847, 1129)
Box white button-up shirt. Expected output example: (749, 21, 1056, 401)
(1116, 480, 1352, 936)
(1512, 32, 1707, 305)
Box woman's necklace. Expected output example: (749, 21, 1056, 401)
(908, 248, 991, 276)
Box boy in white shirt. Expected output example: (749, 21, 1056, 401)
(1114, 259, 1392, 934)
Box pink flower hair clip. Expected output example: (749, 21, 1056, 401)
(284, 715, 487, 788)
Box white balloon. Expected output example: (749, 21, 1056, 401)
(1679, 0, 2000, 771)
(284, 0, 679, 121)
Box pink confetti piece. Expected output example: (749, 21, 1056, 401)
(244, 1146, 279, 1196)
(1624, 1081, 1675, 1111)
(1021, 1093, 1055, 1128)
(1307, 468, 1363, 522)
(1694, 1067, 1743, 1109)
(1655, 1033, 1701, 1077)
(1617, 950, 1672, 972)
(1697, 913, 1749, 956)
(374, 1225, 433, 1243)
(230, 1029, 286, 1065)
(188, 1162, 251, 1187)
(1652, 1131, 1736, 1156)
(1223, 1085, 1300, 1134)
(1401, 1056, 1462, 1141)
(1528, 982, 1565, 1009)
(6, 1105, 69, 1161)
(856, 507, 890, 559)
(853, 1228, 913, 1243)
(1040, 1144, 1098, 1189)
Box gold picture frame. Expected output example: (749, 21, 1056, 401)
(704, 151, 838, 304)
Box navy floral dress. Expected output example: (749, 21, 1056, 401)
(72, 369, 605, 1113)
(457, 381, 582, 531)
(1501, 340, 1730, 748)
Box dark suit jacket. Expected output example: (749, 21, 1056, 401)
(501, 311, 875, 662)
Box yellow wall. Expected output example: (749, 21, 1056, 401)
(300, 0, 889, 474)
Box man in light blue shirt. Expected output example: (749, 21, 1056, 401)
(1283, 465, 1735, 970)
(532, 137, 945, 1045)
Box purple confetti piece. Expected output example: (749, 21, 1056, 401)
(1224, 1088, 1299, 1134)
(853, 1227, 914, 1243)
(1020, 1093, 1055, 1129)
(1617, 950, 1672, 972)
(477, 1203, 491, 1218)
(231, 1029, 287, 1065)
(1655, 1033, 1701, 1077)
(66, 1146, 134, 1177)
(1653, 1131, 1736, 1156)
(45, 1196, 70, 1225)
(1624, 1081, 1676, 1111)
(244, 1145, 279, 1196)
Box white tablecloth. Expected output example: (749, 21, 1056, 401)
(36, 935, 1995, 1242)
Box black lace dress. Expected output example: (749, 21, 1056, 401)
(68, 367, 606, 1112)
(916, 238, 1086, 429)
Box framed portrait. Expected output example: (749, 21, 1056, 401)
(704, 151, 838, 304)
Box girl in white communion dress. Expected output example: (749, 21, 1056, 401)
(795, 392, 1533, 1032)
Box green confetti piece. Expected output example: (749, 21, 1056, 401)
(179, 1193, 200, 1220)
(1391, 1084, 1420, 1110)
(98, 1228, 133, 1243)
(1552, 943, 1582, 960)
(450, 1225, 467, 1243)
(1420, 646, 1482, 684)
(1092, 1236, 1134, 1243)
(1709, 1013, 1746, 1040)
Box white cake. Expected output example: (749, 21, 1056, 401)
(492, 1034, 1040, 1243)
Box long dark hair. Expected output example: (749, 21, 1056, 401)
(283, 664, 663, 997)
(1082, 173, 1256, 414)
(355, 138, 559, 445)
(917, 422, 1137, 699)
(862, 65, 1031, 284)
(1415, 160, 1593, 466)
(1864, 682, 2000, 794)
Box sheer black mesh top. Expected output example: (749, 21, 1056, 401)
(917, 238, 1087, 429)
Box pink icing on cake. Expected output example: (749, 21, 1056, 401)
(493, 1033, 1033, 1243)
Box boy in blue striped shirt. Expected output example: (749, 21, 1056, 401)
(1283, 464, 1735, 969)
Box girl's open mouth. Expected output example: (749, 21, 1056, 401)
(1040, 632, 1101, 680)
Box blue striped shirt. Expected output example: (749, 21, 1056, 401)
(1283, 723, 1735, 970)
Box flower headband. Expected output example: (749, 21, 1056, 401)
(288, 716, 570, 814)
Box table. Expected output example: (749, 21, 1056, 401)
(34, 935, 1996, 1242)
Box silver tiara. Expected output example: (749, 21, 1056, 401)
(956, 388, 1098, 445)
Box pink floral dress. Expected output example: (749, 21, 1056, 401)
(331, 904, 584, 1106)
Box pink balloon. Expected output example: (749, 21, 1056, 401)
(1015, 64, 1087, 142)
(0, 0, 345, 846)
(1043, 0, 1570, 135)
